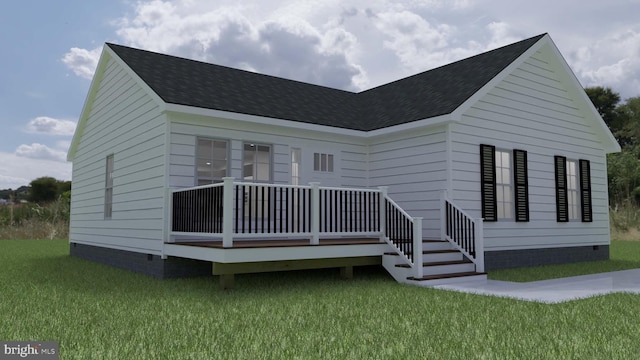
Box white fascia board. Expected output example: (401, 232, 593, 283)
(450, 34, 620, 154)
(67, 46, 111, 162)
(67, 45, 168, 161)
(450, 35, 550, 122)
(163, 103, 366, 137)
(364, 114, 451, 139)
(104, 45, 166, 107)
(542, 37, 621, 154)
(163, 103, 451, 140)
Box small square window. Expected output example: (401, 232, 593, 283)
(313, 152, 334, 172)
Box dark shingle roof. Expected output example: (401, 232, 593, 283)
(107, 34, 545, 131)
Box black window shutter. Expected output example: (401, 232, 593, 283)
(513, 149, 529, 222)
(480, 144, 497, 221)
(554, 156, 568, 222)
(579, 159, 593, 222)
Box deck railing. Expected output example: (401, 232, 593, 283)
(382, 190, 423, 278)
(170, 178, 424, 277)
(440, 191, 484, 272)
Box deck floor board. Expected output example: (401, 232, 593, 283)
(169, 238, 381, 249)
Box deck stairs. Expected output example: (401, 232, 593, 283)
(382, 239, 487, 286)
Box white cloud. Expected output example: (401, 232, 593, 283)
(569, 29, 640, 100)
(55, 140, 72, 152)
(62, 46, 102, 80)
(0, 151, 71, 189)
(15, 143, 68, 163)
(374, 10, 452, 70)
(60, 0, 640, 100)
(0, 174, 31, 191)
(109, 1, 365, 90)
(25, 116, 76, 136)
(485, 22, 522, 49)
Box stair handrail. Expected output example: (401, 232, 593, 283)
(440, 191, 485, 273)
(381, 188, 424, 278)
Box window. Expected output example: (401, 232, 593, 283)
(480, 145, 529, 222)
(291, 148, 301, 185)
(555, 156, 592, 222)
(104, 155, 114, 219)
(313, 153, 334, 172)
(495, 150, 512, 219)
(566, 160, 579, 220)
(243, 143, 271, 182)
(197, 139, 228, 186)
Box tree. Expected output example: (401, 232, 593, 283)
(57, 180, 72, 195)
(607, 145, 640, 206)
(616, 96, 640, 146)
(584, 86, 634, 147)
(29, 177, 60, 203)
(585, 86, 621, 126)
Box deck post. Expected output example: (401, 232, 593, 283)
(310, 182, 320, 245)
(440, 190, 447, 241)
(222, 177, 235, 248)
(475, 218, 485, 273)
(167, 187, 174, 244)
(378, 186, 388, 242)
(340, 266, 353, 279)
(219, 274, 235, 290)
(413, 217, 423, 278)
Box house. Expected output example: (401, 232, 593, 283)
(67, 33, 620, 287)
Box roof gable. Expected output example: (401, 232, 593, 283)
(106, 34, 545, 131)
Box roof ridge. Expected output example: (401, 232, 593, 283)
(360, 33, 546, 95)
(106, 43, 358, 95)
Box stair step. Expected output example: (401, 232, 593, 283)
(384, 249, 460, 256)
(396, 259, 472, 268)
(407, 271, 487, 282)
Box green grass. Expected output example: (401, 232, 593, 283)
(489, 240, 640, 282)
(1, 240, 639, 359)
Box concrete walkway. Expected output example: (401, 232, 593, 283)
(433, 269, 640, 303)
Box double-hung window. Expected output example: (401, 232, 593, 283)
(480, 145, 529, 222)
(291, 148, 301, 185)
(104, 155, 114, 219)
(555, 156, 592, 222)
(197, 139, 228, 185)
(243, 143, 272, 182)
(243, 143, 272, 219)
(495, 150, 512, 219)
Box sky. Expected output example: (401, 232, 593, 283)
(1, 0, 639, 190)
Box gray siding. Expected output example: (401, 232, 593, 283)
(70, 56, 166, 254)
(368, 126, 448, 238)
(450, 49, 610, 250)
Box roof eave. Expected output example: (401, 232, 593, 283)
(163, 103, 368, 137)
(449, 34, 549, 122)
(66, 45, 111, 162)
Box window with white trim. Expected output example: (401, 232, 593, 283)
(313, 153, 334, 172)
(196, 138, 228, 186)
(243, 143, 271, 182)
(104, 155, 114, 219)
(291, 148, 301, 185)
(495, 150, 512, 219)
(566, 159, 579, 220)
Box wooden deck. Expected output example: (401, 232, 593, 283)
(169, 238, 381, 249)
(163, 237, 389, 264)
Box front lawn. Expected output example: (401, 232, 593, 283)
(0, 240, 638, 359)
(489, 240, 640, 282)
